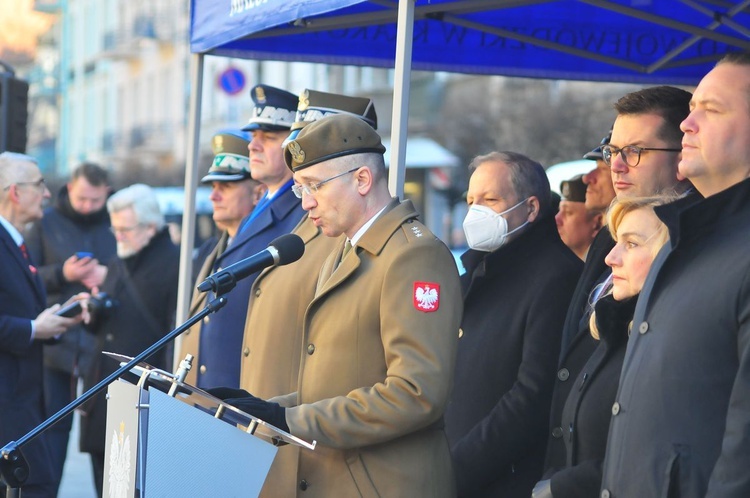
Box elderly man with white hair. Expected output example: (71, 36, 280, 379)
(78, 183, 180, 498)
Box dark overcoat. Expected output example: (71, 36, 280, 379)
(26, 186, 116, 377)
(80, 229, 179, 454)
(547, 294, 635, 498)
(544, 228, 614, 473)
(444, 214, 582, 497)
(602, 180, 750, 497)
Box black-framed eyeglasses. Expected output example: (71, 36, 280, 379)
(601, 144, 681, 168)
(3, 177, 47, 193)
(292, 167, 360, 198)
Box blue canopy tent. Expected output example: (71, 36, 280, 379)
(176, 0, 750, 322)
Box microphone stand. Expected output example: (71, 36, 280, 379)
(0, 297, 227, 498)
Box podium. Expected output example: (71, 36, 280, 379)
(103, 354, 315, 498)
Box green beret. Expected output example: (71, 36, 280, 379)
(284, 114, 386, 172)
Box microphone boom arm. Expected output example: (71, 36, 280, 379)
(0, 297, 228, 491)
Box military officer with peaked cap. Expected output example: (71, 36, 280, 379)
(215, 114, 463, 497)
(179, 128, 265, 386)
(188, 84, 305, 390)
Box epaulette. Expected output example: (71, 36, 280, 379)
(401, 218, 431, 243)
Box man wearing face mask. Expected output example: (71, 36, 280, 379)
(444, 151, 582, 498)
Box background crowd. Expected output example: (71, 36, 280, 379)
(1, 50, 749, 498)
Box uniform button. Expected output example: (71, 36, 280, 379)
(639, 322, 649, 334)
(601, 489, 611, 498)
(105, 333, 114, 342)
(458, 328, 464, 338)
(551, 426, 563, 438)
(557, 368, 570, 381)
(203, 316, 210, 324)
(243, 347, 250, 357)
(200, 365, 207, 374)
(611, 402, 620, 415)
(255, 288, 261, 297)
(307, 344, 315, 355)
(299, 479, 309, 491)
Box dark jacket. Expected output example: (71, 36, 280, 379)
(444, 214, 582, 498)
(547, 294, 635, 498)
(544, 228, 614, 473)
(26, 185, 117, 376)
(80, 228, 179, 454)
(0, 223, 55, 488)
(195, 185, 305, 389)
(602, 182, 750, 497)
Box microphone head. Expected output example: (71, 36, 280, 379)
(268, 233, 305, 266)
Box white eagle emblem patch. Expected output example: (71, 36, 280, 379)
(414, 282, 440, 312)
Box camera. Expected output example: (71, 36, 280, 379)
(87, 292, 117, 318)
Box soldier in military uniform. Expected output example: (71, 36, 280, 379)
(181, 85, 304, 389)
(179, 129, 265, 385)
(239, 90, 379, 497)
(213, 114, 462, 497)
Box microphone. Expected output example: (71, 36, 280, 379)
(197, 233, 305, 294)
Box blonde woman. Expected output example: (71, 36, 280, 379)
(534, 196, 672, 498)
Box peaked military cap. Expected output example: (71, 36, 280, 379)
(241, 84, 297, 132)
(283, 89, 378, 146)
(583, 129, 612, 161)
(560, 174, 587, 203)
(201, 130, 252, 183)
(284, 114, 386, 172)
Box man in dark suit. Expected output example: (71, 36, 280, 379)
(190, 84, 305, 389)
(0, 152, 85, 497)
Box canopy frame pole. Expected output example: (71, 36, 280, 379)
(388, 0, 415, 199)
(174, 52, 205, 366)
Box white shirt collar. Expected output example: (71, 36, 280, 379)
(349, 204, 388, 247)
(0, 214, 24, 246)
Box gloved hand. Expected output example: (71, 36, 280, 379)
(205, 386, 251, 400)
(223, 395, 289, 433)
(531, 479, 553, 498)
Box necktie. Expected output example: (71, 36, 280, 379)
(338, 240, 353, 268)
(342, 240, 353, 260)
(19, 243, 37, 274)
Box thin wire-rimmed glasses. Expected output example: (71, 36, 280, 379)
(601, 144, 681, 168)
(292, 167, 360, 198)
(109, 224, 143, 235)
(3, 177, 47, 193)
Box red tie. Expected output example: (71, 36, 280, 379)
(19, 243, 37, 274)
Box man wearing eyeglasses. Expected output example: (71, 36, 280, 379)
(604, 86, 693, 199)
(0, 152, 88, 498)
(538, 86, 693, 498)
(79, 183, 179, 497)
(214, 114, 462, 496)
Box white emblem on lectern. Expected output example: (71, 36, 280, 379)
(108, 421, 132, 498)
